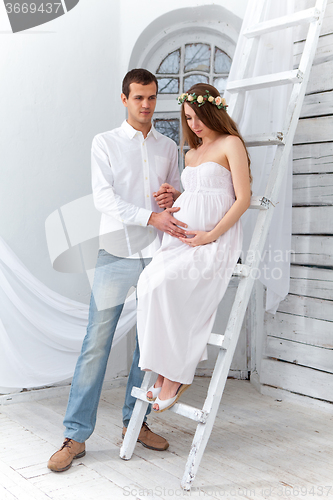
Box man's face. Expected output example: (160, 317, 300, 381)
(121, 82, 157, 128)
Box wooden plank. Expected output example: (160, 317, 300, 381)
(290, 263, 333, 280)
(245, 132, 284, 147)
(292, 206, 333, 233)
(294, 115, 333, 144)
(290, 275, 333, 300)
(305, 59, 333, 94)
(278, 293, 333, 322)
(300, 90, 333, 117)
(293, 142, 333, 174)
(260, 357, 333, 402)
(291, 235, 333, 266)
(264, 336, 333, 373)
(264, 310, 333, 348)
(294, 32, 333, 66)
(289, 265, 333, 300)
(292, 173, 333, 206)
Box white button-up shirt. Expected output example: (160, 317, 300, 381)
(91, 120, 180, 258)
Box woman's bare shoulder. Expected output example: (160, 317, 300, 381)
(222, 134, 244, 149)
(184, 148, 196, 166)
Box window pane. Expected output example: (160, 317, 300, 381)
(214, 48, 231, 73)
(157, 49, 181, 74)
(183, 74, 209, 92)
(184, 44, 211, 73)
(154, 119, 180, 145)
(157, 77, 179, 94)
(213, 77, 228, 93)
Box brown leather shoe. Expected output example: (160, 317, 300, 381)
(122, 422, 169, 451)
(47, 438, 86, 472)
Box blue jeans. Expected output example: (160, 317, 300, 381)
(63, 249, 151, 443)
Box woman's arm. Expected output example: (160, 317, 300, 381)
(180, 136, 251, 246)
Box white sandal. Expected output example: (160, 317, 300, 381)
(146, 384, 162, 402)
(153, 384, 190, 413)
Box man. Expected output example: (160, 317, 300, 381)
(48, 69, 187, 472)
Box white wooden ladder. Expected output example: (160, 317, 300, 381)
(120, 0, 327, 490)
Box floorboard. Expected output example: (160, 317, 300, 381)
(0, 378, 332, 500)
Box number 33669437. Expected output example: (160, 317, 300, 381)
(5, 3, 62, 14)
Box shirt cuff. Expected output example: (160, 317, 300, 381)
(137, 208, 153, 227)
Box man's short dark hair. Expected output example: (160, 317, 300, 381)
(122, 68, 158, 98)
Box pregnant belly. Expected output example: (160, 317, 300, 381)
(173, 192, 228, 232)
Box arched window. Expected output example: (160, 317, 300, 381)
(146, 35, 234, 171)
(152, 42, 232, 169)
(156, 44, 231, 96)
(130, 6, 240, 171)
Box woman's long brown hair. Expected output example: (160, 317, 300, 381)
(181, 83, 252, 183)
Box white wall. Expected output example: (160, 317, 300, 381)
(0, 0, 123, 303)
(0, 0, 247, 384)
(0, 0, 248, 303)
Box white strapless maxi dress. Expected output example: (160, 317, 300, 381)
(137, 162, 243, 384)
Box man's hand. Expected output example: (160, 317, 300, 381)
(153, 183, 181, 209)
(148, 208, 187, 237)
(153, 185, 174, 209)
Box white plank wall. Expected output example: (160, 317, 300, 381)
(260, 0, 333, 405)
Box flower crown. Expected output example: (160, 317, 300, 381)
(177, 90, 228, 111)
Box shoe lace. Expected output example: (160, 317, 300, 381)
(60, 438, 73, 450)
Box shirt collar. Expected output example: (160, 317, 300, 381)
(121, 120, 158, 140)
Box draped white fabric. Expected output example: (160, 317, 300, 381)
(0, 236, 136, 392)
(224, 0, 294, 313)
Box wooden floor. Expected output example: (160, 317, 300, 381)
(0, 378, 332, 500)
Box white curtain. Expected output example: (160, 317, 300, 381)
(0, 236, 136, 392)
(224, 0, 294, 313)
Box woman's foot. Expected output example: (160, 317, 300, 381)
(152, 379, 190, 412)
(146, 374, 164, 401)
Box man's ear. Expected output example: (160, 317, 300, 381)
(121, 93, 128, 107)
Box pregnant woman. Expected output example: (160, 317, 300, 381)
(137, 83, 252, 412)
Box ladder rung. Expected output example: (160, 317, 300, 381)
(226, 69, 303, 93)
(243, 8, 319, 38)
(131, 387, 208, 423)
(244, 132, 284, 147)
(169, 402, 209, 423)
(207, 333, 225, 347)
(249, 196, 272, 210)
(232, 264, 250, 278)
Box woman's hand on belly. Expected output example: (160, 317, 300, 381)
(179, 229, 215, 247)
